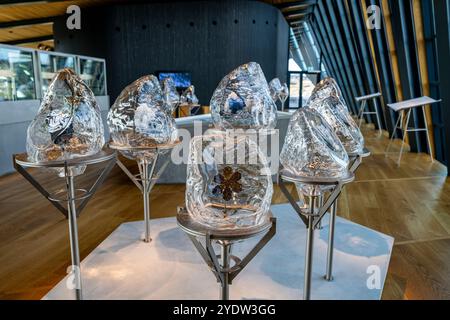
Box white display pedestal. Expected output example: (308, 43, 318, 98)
(44, 203, 393, 300)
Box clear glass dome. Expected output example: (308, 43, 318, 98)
(308, 95, 364, 154)
(107, 75, 178, 159)
(186, 131, 273, 230)
(210, 62, 277, 130)
(280, 108, 349, 195)
(180, 85, 199, 105)
(161, 77, 180, 114)
(26, 68, 105, 167)
(269, 78, 282, 101)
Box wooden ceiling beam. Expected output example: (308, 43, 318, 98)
(3, 34, 53, 45)
(0, 16, 56, 28)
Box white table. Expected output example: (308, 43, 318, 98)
(385, 96, 441, 165)
(355, 92, 382, 135)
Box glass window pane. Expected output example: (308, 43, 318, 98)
(0, 47, 36, 101)
(79, 58, 106, 96)
(289, 73, 300, 109)
(301, 73, 316, 106)
(39, 52, 76, 96)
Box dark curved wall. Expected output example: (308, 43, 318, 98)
(54, 0, 289, 104)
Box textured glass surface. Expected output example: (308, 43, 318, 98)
(210, 62, 277, 130)
(107, 75, 178, 159)
(308, 95, 364, 154)
(180, 85, 198, 105)
(309, 77, 347, 114)
(186, 131, 273, 230)
(269, 78, 282, 101)
(280, 108, 348, 195)
(26, 68, 105, 166)
(39, 52, 76, 97)
(161, 77, 180, 113)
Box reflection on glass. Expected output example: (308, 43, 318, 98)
(39, 52, 76, 96)
(79, 58, 106, 96)
(0, 47, 35, 101)
(289, 73, 300, 109)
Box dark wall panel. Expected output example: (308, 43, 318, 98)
(54, 0, 289, 104)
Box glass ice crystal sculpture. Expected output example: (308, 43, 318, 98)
(210, 62, 277, 130)
(161, 77, 180, 114)
(26, 68, 105, 165)
(180, 85, 199, 105)
(107, 75, 178, 159)
(280, 108, 348, 195)
(308, 95, 364, 154)
(309, 77, 348, 114)
(269, 78, 282, 101)
(186, 131, 273, 230)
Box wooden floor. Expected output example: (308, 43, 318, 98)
(0, 123, 449, 300)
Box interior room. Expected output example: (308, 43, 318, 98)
(0, 0, 449, 302)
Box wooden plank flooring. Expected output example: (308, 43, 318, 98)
(0, 123, 448, 299)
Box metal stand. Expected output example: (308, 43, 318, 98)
(324, 147, 370, 282)
(385, 97, 440, 166)
(110, 141, 180, 243)
(355, 92, 382, 136)
(280, 96, 288, 111)
(177, 208, 276, 300)
(13, 149, 117, 300)
(278, 169, 354, 300)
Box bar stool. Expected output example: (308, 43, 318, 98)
(355, 92, 382, 136)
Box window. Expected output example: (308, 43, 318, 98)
(0, 47, 36, 101)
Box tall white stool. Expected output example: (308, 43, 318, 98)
(385, 96, 441, 166)
(355, 92, 382, 136)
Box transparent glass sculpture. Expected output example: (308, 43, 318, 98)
(308, 95, 364, 154)
(161, 77, 180, 114)
(26, 68, 105, 173)
(280, 108, 348, 196)
(309, 77, 348, 114)
(180, 85, 199, 105)
(210, 62, 277, 130)
(186, 131, 273, 230)
(269, 78, 282, 101)
(280, 83, 289, 101)
(107, 75, 178, 159)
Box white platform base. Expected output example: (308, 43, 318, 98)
(44, 204, 394, 300)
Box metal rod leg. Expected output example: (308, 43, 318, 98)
(325, 201, 337, 281)
(304, 196, 315, 300)
(141, 160, 151, 243)
(138, 155, 159, 243)
(358, 100, 366, 128)
(422, 106, 434, 163)
(220, 241, 231, 300)
(66, 174, 83, 300)
(397, 110, 411, 166)
(374, 100, 382, 137)
(316, 195, 323, 229)
(385, 110, 402, 156)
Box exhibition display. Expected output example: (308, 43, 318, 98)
(269, 77, 282, 101)
(210, 62, 277, 130)
(4, 0, 449, 303)
(279, 107, 354, 299)
(13, 69, 116, 300)
(108, 75, 180, 242)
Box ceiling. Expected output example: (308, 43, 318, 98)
(0, 0, 316, 49)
